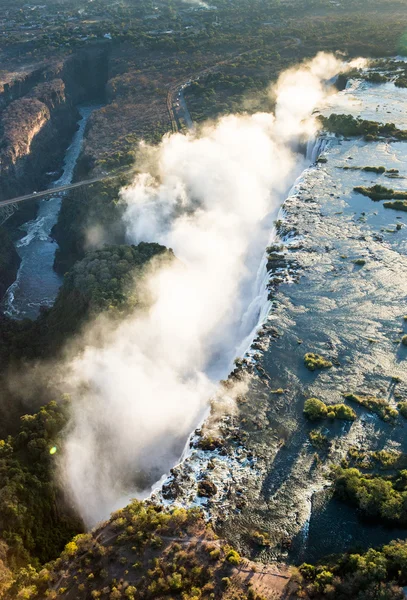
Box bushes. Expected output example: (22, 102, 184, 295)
(333, 467, 407, 525)
(225, 549, 240, 566)
(298, 541, 407, 598)
(320, 114, 407, 140)
(344, 393, 398, 422)
(398, 402, 407, 418)
(304, 398, 328, 420)
(19, 503, 246, 600)
(304, 353, 333, 371)
(384, 200, 407, 212)
(251, 531, 271, 547)
(309, 430, 329, 449)
(354, 184, 407, 201)
(304, 399, 356, 422)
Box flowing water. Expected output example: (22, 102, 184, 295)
(2, 106, 96, 319)
(243, 76, 407, 561)
(160, 73, 407, 563)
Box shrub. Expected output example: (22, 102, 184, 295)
(304, 398, 328, 420)
(354, 184, 407, 201)
(304, 353, 333, 371)
(398, 402, 407, 418)
(344, 393, 398, 421)
(384, 200, 407, 212)
(309, 430, 329, 449)
(251, 531, 271, 547)
(334, 467, 407, 525)
(299, 563, 316, 579)
(331, 403, 356, 420)
(226, 549, 240, 565)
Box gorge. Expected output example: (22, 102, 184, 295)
(1, 43, 407, 599)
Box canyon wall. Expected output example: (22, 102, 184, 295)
(0, 45, 110, 302)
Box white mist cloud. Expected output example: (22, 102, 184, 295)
(271, 52, 344, 142)
(61, 53, 346, 527)
(181, 0, 211, 8)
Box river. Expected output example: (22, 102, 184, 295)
(2, 105, 96, 319)
(156, 69, 407, 563)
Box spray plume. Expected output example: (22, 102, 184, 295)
(61, 53, 346, 527)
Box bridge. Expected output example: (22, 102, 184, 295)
(0, 169, 132, 225)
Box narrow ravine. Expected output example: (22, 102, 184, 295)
(2, 105, 97, 319)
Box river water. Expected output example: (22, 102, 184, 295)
(2, 106, 96, 319)
(243, 75, 407, 562)
(158, 71, 407, 563)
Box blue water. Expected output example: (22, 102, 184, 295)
(2, 106, 96, 319)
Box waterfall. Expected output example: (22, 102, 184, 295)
(306, 134, 331, 163)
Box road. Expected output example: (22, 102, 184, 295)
(175, 87, 194, 130)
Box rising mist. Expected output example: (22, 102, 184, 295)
(61, 53, 349, 527)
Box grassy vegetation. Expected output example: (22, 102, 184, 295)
(384, 200, 407, 212)
(345, 447, 407, 471)
(3, 504, 254, 600)
(3, 1, 407, 594)
(352, 258, 366, 266)
(344, 393, 398, 422)
(309, 430, 330, 450)
(341, 165, 386, 173)
(398, 402, 407, 418)
(333, 467, 407, 526)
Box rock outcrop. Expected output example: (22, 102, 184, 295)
(0, 78, 79, 202)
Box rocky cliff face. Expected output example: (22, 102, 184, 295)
(0, 66, 47, 111)
(0, 46, 110, 301)
(0, 78, 79, 202)
(0, 227, 20, 301)
(0, 46, 109, 204)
